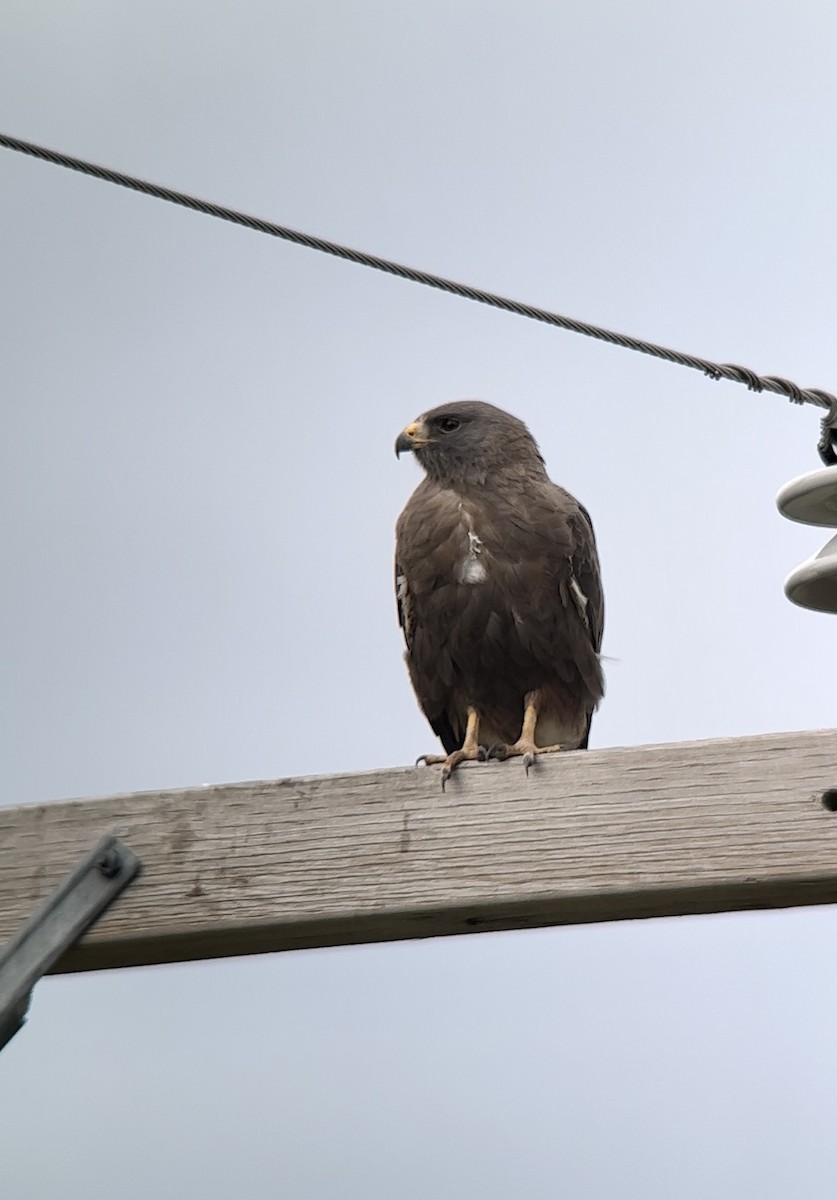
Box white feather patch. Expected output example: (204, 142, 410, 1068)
(460, 556, 488, 584)
(569, 576, 589, 628)
(458, 530, 487, 584)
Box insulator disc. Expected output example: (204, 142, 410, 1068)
(784, 532, 837, 613)
(776, 466, 837, 527)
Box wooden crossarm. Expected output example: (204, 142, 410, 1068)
(2, 728, 836, 974)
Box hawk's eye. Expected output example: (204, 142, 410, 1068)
(437, 416, 461, 434)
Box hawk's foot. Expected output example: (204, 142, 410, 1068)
(417, 744, 486, 789)
(415, 707, 484, 789)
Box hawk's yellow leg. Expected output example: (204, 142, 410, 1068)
(417, 707, 483, 790)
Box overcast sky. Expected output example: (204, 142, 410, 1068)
(2, 2, 837, 1197)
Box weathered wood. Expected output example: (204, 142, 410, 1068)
(2, 729, 837, 974)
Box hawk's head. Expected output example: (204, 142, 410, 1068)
(395, 400, 545, 486)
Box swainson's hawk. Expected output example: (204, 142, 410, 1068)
(395, 400, 604, 786)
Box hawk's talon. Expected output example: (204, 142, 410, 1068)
(416, 752, 447, 767)
(522, 751, 535, 775)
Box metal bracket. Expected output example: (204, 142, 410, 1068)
(0, 835, 141, 1051)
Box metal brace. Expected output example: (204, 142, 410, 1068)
(0, 835, 141, 1051)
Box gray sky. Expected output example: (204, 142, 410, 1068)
(2, 2, 837, 1196)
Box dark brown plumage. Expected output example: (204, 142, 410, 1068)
(394, 400, 604, 784)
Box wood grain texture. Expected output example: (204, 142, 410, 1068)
(3, 728, 837, 974)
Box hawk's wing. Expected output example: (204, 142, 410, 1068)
(565, 497, 605, 748)
(395, 550, 461, 754)
(395, 482, 463, 754)
(569, 499, 605, 655)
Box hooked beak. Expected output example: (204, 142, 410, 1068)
(395, 419, 431, 458)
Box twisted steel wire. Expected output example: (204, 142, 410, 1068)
(3, 131, 836, 461)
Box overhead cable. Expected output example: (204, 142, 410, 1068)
(2, 131, 836, 462)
